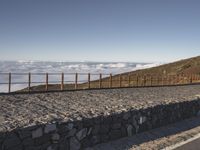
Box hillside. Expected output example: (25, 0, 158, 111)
(20, 56, 200, 92)
(126, 55, 200, 76)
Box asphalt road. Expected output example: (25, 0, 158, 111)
(175, 138, 200, 150)
(90, 116, 200, 150)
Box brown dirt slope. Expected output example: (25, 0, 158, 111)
(124, 55, 200, 76)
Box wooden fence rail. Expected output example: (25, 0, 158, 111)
(0, 72, 200, 93)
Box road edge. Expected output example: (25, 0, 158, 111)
(162, 133, 200, 150)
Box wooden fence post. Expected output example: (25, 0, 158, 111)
(176, 75, 178, 84)
(169, 75, 174, 85)
(144, 76, 146, 86)
(88, 73, 90, 89)
(75, 73, 78, 90)
(136, 76, 139, 87)
(171, 76, 173, 85)
(161, 76, 164, 86)
(8, 73, 11, 93)
(128, 74, 131, 87)
(190, 74, 193, 83)
(46, 73, 48, 91)
(99, 73, 102, 88)
(195, 74, 197, 82)
(196, 74, 198, 82)
(171, 75, 173, 85)
(61, 73, 64, 90)
(180, 75, 182, 84)
(157, 76, 159, 86)
(194, 74, 196, 82)
(28, 72, 31, 92)
(109, 74, 112, 88)
(179, 75, 181, 84)
(176, 75, 179, 84)
(188, 74, 191, 84)
(119, 74, 122, 88)
(150, 76, 153, 86)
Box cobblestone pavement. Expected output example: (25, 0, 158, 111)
(1, 85, 200, 132)
(90, 116, 200, 150)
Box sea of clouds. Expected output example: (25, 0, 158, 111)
(0, 61, 162, 92)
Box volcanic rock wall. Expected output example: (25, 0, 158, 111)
(1, 98, 200, 150)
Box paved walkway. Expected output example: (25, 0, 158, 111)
(175, 138, 200, 150)
(89, 116, 200, 150)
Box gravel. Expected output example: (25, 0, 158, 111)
(1, 84, 200, 132)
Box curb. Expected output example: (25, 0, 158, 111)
(162, 133, 200, 150)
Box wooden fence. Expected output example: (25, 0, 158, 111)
(0, 72, 200, 93)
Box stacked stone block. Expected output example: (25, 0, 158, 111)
(1, 99, 200, 150)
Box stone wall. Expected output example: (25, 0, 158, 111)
(1, 98, 200, 150)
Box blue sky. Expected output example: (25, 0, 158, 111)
(0, 0, 200, 62)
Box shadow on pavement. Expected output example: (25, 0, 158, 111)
(91, 116, 200, 150)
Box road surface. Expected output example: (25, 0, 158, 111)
(175, 138, 200, 150)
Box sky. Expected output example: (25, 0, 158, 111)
(0, 0, 200, 62)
